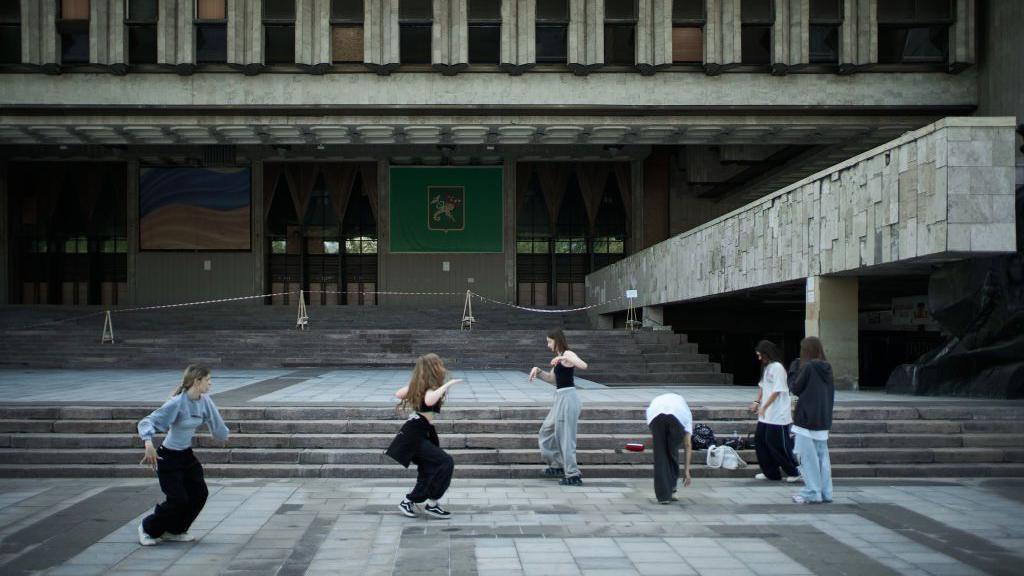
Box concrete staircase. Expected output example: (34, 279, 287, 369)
(2, 404, 1022, 479)
(0, 305, 729, 385)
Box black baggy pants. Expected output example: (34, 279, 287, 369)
(649, 414, 685, 502)
(142, 446, 209, 538)
(754, 421, 799, 480)
(407, 437, 454, 504)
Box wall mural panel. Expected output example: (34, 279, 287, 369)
(139, 167, 251, 251)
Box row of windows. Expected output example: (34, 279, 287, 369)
(270, 237, 378, 255)
(517, 237, 625, 255)
(0, 0, 958, 67)
(27, 237, 129, 254)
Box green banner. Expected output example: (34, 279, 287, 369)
(389, 167, 504, 253)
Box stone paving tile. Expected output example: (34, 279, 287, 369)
(0, 478, 1021, 575)
(0, 368, 976, 404)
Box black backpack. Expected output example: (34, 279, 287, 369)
(690, 423, 717, 450)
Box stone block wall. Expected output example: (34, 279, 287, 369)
(586, 118, 1018, 313)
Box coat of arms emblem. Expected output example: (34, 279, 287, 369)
(427, 186, 465, 231)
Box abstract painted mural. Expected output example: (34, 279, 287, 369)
(139, 167, 251, 250)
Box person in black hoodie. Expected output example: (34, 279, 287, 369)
(787, 337, 835, 504)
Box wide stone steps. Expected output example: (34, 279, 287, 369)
(3, 463, 1024, 479)
(4, 418, 1023, 435)
(1, 304, 727, 383)
(1, 404, 1023, 477)
(8, 432, 1022, 450)
(3, 447, 1022, 466)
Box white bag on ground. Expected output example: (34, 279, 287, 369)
(706, 445, 747, 470)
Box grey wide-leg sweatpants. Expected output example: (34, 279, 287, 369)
(538, 386, 582, 477)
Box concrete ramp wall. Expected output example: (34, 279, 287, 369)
(587, 117, 1018, 314)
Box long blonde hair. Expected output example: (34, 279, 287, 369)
(398, 353, 446, 413)
(171, 365, 211, 397)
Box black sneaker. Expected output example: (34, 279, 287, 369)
(542, 467, 565, 477)
(424, 503, 451, 519)
(559, 475, 583, 486)
(398, 498, 418, 517)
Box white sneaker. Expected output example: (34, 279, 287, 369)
(161, 531, 195, 542)
(754, 473, 768, 480)
(785, 476, 802, 483)
(138, 523, 158, 546)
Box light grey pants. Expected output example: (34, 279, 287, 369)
(538, 387, 582, 477)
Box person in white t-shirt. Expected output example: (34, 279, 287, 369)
(749, 340, 801, 483)
(645, 393, 693, 504)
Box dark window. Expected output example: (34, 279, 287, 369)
(604, 0, 637, 65)
(536, 0, 568, 63)
(741, 0, 773, 65)
(468, 0, 500, 64)
(127, 0, 159, 64)
(196, 0, 227, 63)
(878, 0, 952, 22)
(809, 0, 842, 20)
(264, 0, 295, 64)
(809, 0, 841, 63)
(878, 0, 952, 64)
(331, 0, 363, 20)
(264, 0, 296, 20)
(673, 0, 704, 20)
(672, 0, 704, 63)
(59, 0, 90, 64)
(331, 0, 363, 62)
(399, 0, 431, 64)
(0, 0, 20, 64)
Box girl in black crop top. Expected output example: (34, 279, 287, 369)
(528, 329, 589, 387)
(529, 329, 589, 486)
(390, 353, 462, 519)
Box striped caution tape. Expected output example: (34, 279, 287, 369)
(305, 289, 464, 297)
(470, 291, 624, 314)
(109, 291, 298, 314)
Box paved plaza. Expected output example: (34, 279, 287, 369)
(1, 477, 1022, 576)
(0, 369, 967, 405)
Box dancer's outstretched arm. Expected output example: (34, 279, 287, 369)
(394, 386, 409, 399)
(425, 379, 462, 406)
(551, 350, 587, 370)
(529, 367, 554, 383)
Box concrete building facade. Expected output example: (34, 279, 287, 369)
(0, 0, 1020, 387)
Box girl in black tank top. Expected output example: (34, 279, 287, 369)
(553, 362, 575, 389)
(388, 353, 462, 519)
(528, 329, 589, 486)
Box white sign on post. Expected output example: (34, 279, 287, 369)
(626, 289, 638, 299)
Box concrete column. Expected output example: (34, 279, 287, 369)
(252, 160, 265, 294)
(432, 0, 467, 74)
(773, 0, 808, 73)
(157, 0, 196, 69)
(805, 276, 859, 390)
(642, 305, 666, 329)
(631, 159, 644, 254)
(594, 313, 614, 329)
(948, 0, 975, 72)
(705, 0, 740, 74)
(296, 0, 331, 68)
(364, 0, 399, 73)
(227, 0, 263, 70)
(636, 0, 671, 75)
(499, 0, 535, 73)
(839, 0, 875, 71)
(0, 161, 7, 305)
(91, 0, 127, 71)
(503, 158, 516, 302)
(126, 159, 139, 305)
(21, 0, 59, 67)
(376, 161, 390, 304)
(567, 0, 603, 73)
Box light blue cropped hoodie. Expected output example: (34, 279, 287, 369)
(138, 393, 229, 451)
